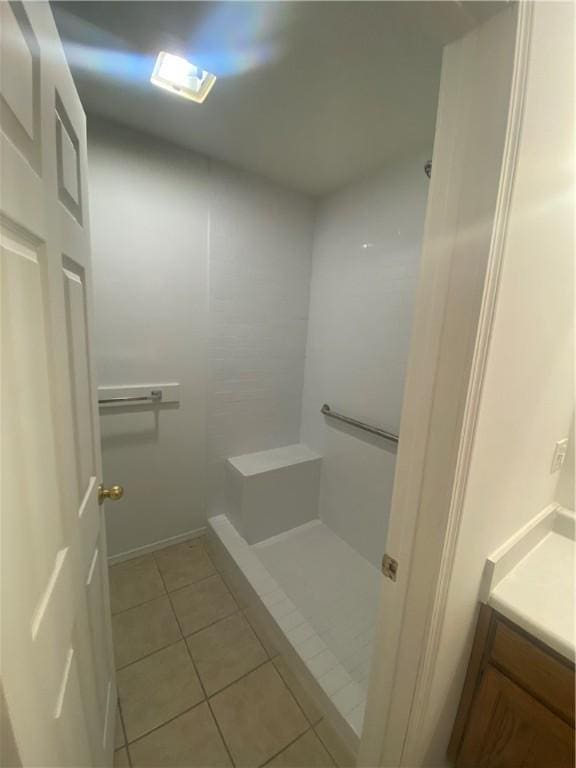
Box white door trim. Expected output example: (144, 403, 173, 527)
(358, 4, 534, 766)
(399, 4, 534, 764)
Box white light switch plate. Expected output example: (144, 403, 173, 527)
(551, 438, 568, 473)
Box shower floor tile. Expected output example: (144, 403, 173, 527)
(254, 521, 380, 693)
(208, 515, 379, 741)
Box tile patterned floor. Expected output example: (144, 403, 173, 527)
(112, 537, 356, 768)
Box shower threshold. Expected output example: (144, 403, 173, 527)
(206, 515, 381, 751)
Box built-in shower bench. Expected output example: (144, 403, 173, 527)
(225, 444, 322, 544)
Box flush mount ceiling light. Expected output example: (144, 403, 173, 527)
(150, 52, 216, 103)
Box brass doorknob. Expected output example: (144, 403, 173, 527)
(98, 484, 124, 505)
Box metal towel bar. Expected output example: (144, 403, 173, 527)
(321, 403, 399, 444)
(98, 390, 163, 405)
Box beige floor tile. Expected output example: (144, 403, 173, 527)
(109, 556, 165, 614)
(244, 607, 280, 657)
(118, 641, 204, 741)
(113, 596, 181, 668)
(186, 612, 267, 695)
(114, 705, 125, 750)
(129, 703, 231, 768)
(155, 540, 216, 592)
(273, 655, 323, 725)
(268, 730, 335, 767)
(113, 747, 129, 767)
(314, 721, 356, 768)
(170, 575, 237, 636)
(210, 662, 308, 767)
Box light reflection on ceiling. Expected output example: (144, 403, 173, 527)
(52, 2, 292, 91)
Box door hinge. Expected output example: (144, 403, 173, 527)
(382, 553, 398, 581)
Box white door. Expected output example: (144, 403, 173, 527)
(1, 2, 117, 765)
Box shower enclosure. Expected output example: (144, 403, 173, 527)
(205, 153, 432, 750)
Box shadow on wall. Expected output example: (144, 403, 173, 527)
(99, 402, 179, 449)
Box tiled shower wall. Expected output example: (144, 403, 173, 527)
(90, 116, 427, 559)
(207, 163, 315, 516)
(300, 153, 431, 566)
(89, 119, 315, 556)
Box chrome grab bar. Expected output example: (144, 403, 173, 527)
(321, 403, 399, 444)
(98, 390, 163, 405)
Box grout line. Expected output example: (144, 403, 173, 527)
(177, 605, 237, 768)
(167, 570, 231, 600)
(111, 569, 221, 620)
(209, 535, 326, 726)
(115, 609, 251, 675)
(110, 538, 214, 618)
(120, 661, 329, 766)
(154, 550, 219, 594)
(158, 565, 235, 768)
(111, 589, 168, 618)
(271, 657, 323, 728)
(121, 563, 214, 752)
(207, 535, 315, 725)
(181, 608, 242, 641)
(117, 698, 128, 748)
(115, 637, 184, 673)
(258, 726, 312, 768)
(268, 658, 319, 730)
(115, 537, 340, 766)
(146, 589, 297, 763)
(125, 699, 208, 748)
(212, 524, 371, 737)
(206, 696, 236, 768)
(239, 610, 273, 661)
(115, 563, 184, 672)
(204, 658, 270, 700)
(115, 697, 133, 767)
(313, 725, 336, 764)
(313, 722, 353, 768)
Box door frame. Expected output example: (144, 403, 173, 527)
(359, 3, 534, 766)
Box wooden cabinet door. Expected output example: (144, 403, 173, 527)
(458, 666, 575, 768)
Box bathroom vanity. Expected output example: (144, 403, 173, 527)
(449, 506, 575, 767)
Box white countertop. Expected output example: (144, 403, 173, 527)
(487, 507, 575, 661)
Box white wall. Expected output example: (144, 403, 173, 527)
(207, 163, 315, 516)
(89, 119, 210, 558)
(301, 153, 431, 567)
(420, 3, 574, 762)
(88, 118, 315, 557)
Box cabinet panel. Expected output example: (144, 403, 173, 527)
(491, 621, 574, 725)
(458, 666, 574, 768)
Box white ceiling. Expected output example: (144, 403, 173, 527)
(52, 1, 504, 196)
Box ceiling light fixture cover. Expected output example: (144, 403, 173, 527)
(150, 52, 216, 103)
